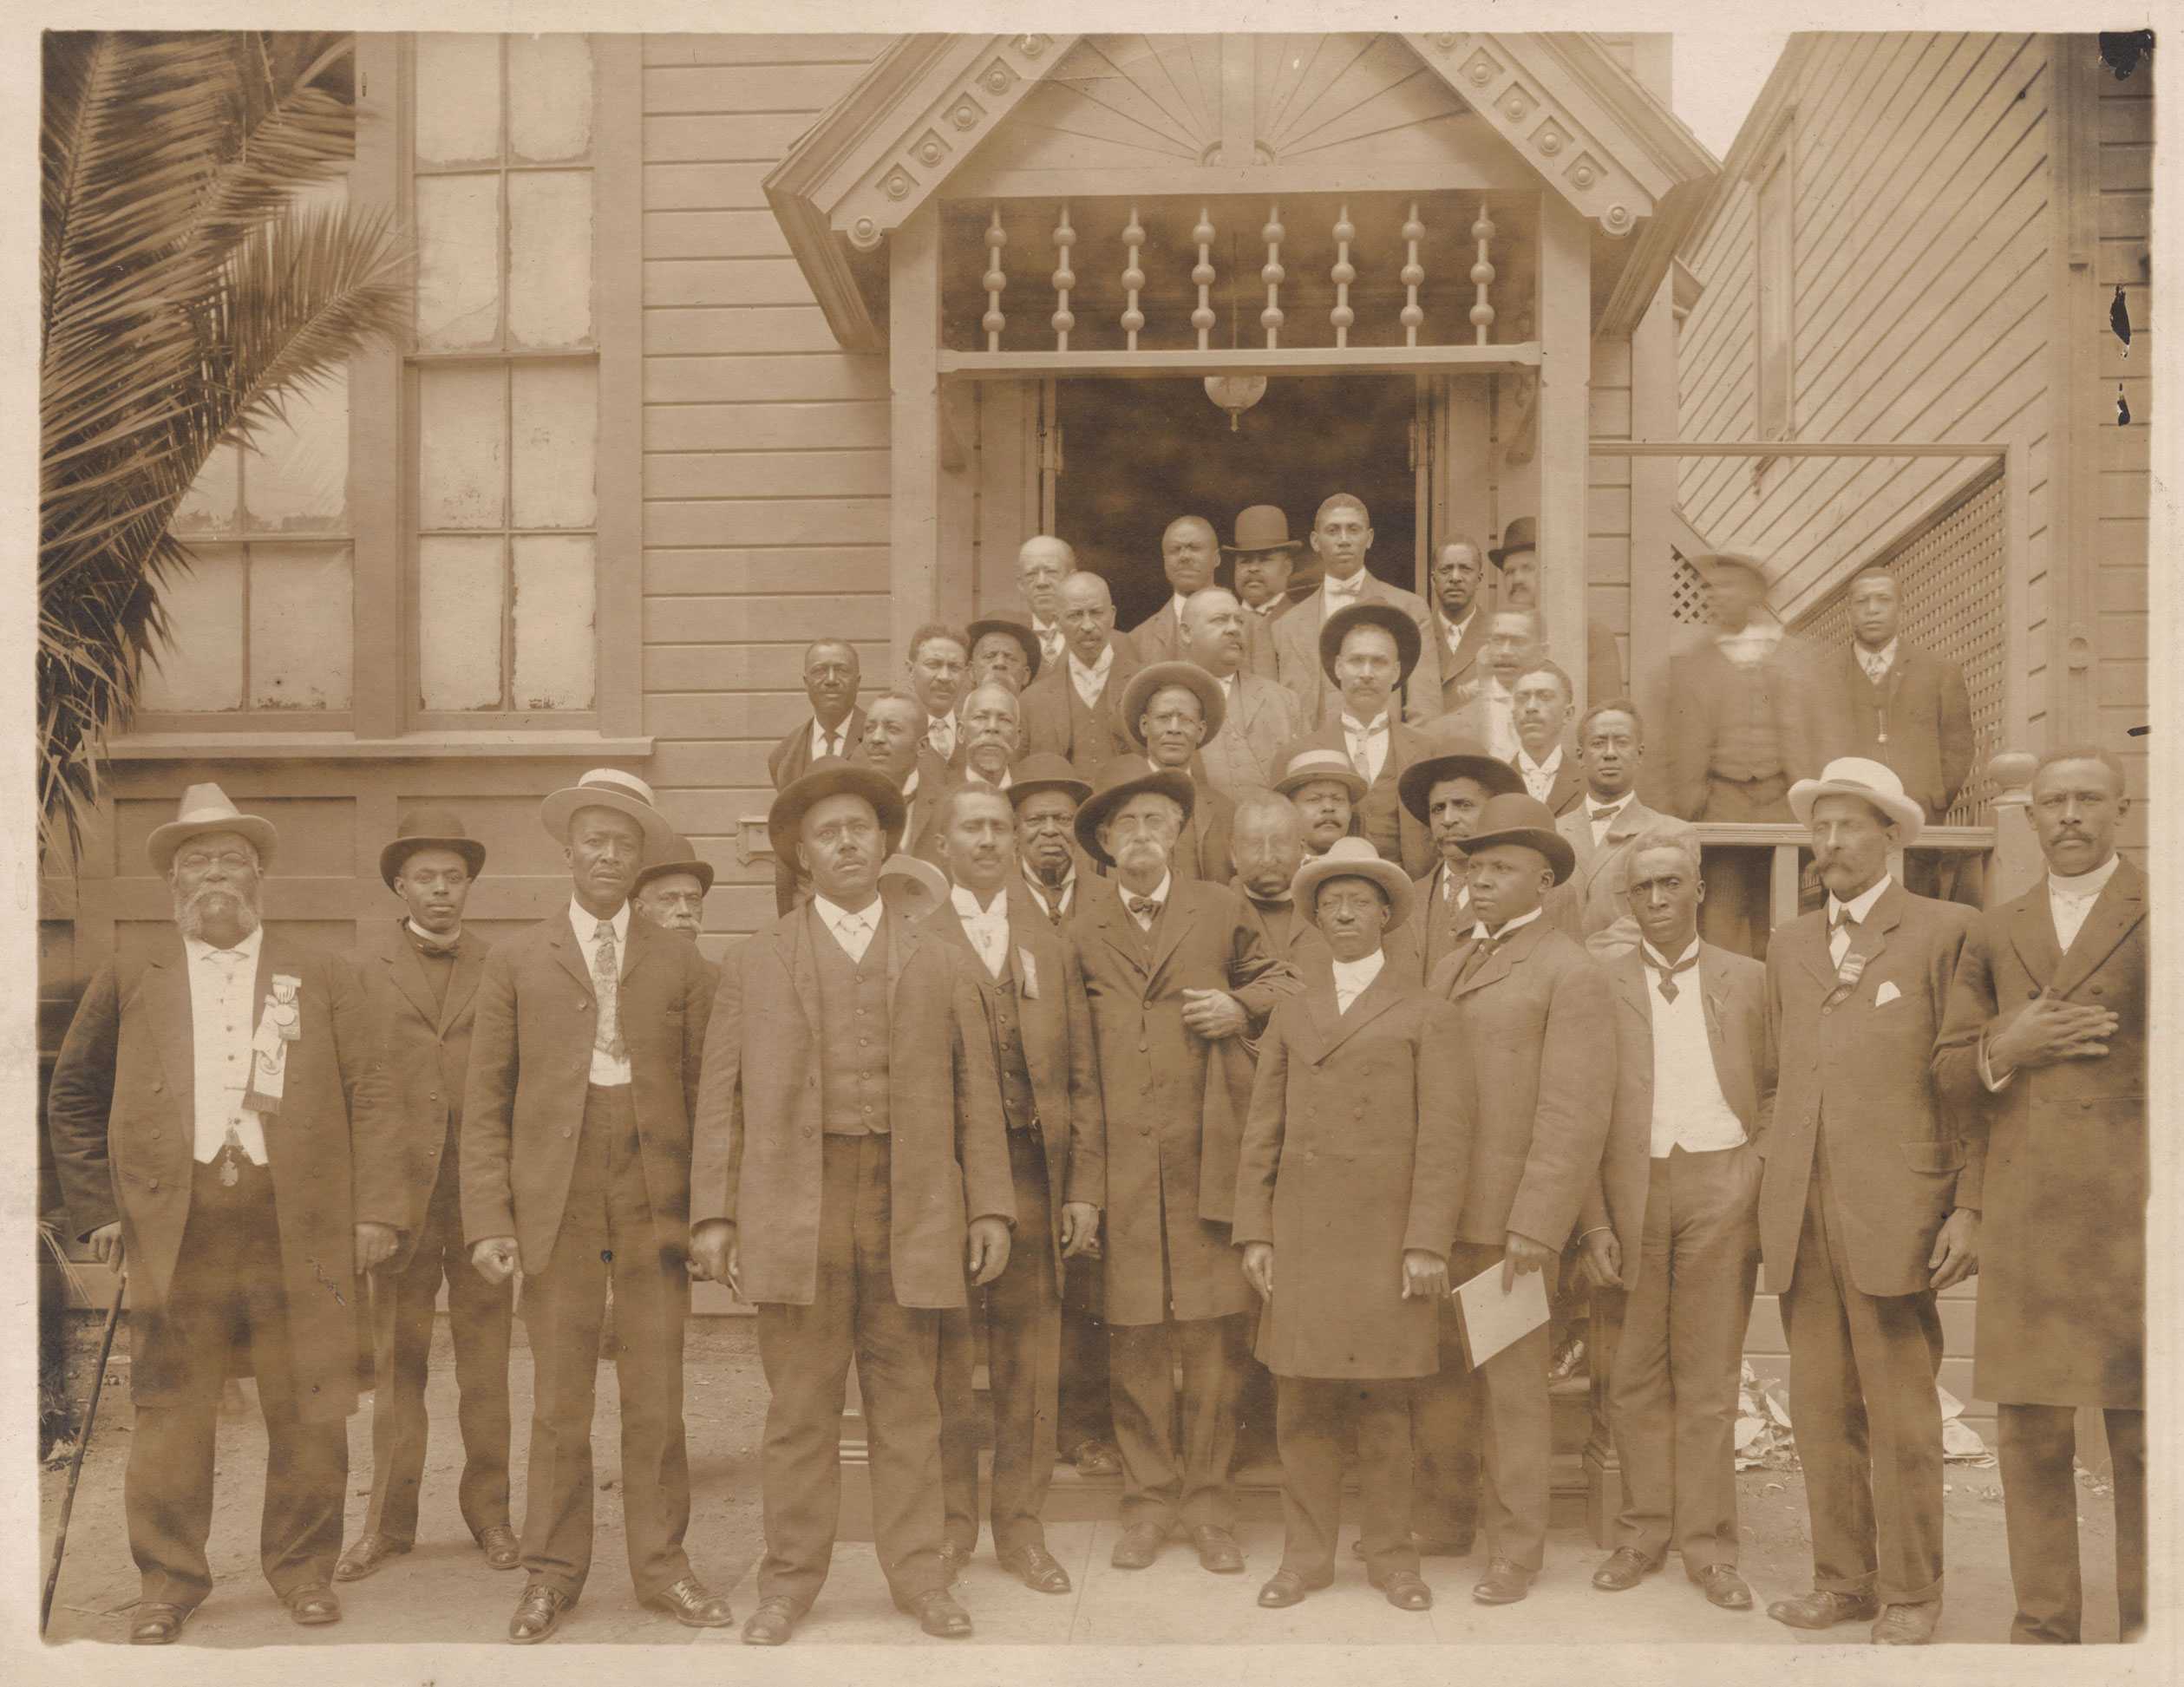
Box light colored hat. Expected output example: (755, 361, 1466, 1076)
(147, 781, 276, 874)
(1788, 756, 1925, 843)
(1120, 660, 1227, 749)
(1291, 835, 1415, 931)
(540, 767, 677, 858)
(877, 853, 950, 921)
(1274, 747, 1367, 803)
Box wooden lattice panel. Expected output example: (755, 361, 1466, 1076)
(1794, 470, 2007, 827)
(1669, 549, 1707, 624)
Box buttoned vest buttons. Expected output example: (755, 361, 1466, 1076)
(813, 920, 891, 1134)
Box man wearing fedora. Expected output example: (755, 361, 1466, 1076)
(1758, 757, 1978, 1645)
(462, 768, 731, 1644)
(1010, 753, 1092, 930)
(1933, 747, 2146, 1645)
(1223, 504, 1302, 679)
(1023, 570, 1146, 781)
(690, 760, 1013, 1644)
(768, 638, 867, 916)
(1553, 701, 1697, 962)
(927, 782, 1104, 1594)
(1235, 838, 1466, 1616)
(1489, 516, 1624, 708)
(1416, 793, 1616, 1605)
(1272, 494, 1442, 729)
(860, 689, 956, 864)
(1578, 827, 1770, 1612)
(337, 810, 516, 1586)
(1123, 659, 1236, 884)
(1068, 756, 1298, 1574)
(49, 784, 405, 1642)
(1427, 536, 1494, 714)
(1015, 534, 1076, 671)
(1128, 514, 1222, 665)
(1396, 744, 1524, 984)
(1277, 603, 1438, 879)
(966, 618, 1043, 700)
(634, 834, 715, 955)
(1180, 586, 1302, 792)
(1275, 747, 1367, 859)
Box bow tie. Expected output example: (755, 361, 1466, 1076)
(1589, 805, 1622, 823)
(1324, 576, 1363, 600)
(1127, 896, 1161, 921)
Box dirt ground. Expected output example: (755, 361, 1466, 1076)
(37, 1313, 2122, 1649)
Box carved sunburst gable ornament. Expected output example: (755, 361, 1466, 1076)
(768, 30, 1716, 350)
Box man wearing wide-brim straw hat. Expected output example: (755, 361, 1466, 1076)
(49, 783, 405, 1643)
(876, 851, 951, 924)
(337, 808, 519, 1586)
(462, 768, 732, 1643)
(1121, 658, 1236, 884)
(1223, 503, 1305, 679)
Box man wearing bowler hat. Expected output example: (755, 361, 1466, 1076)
(634, 834, 715, 960)
(462, 768, 731, 1644)
(966, 618, 1043, 699)
(1068, 757, 1298, 1574)
(1181, 586, 1302, 792)
(1489, 516, 1624, 708)
(1758, 757, 1977, 1644)
(690, 760, 1013, 1644)
(1224, 504, 1304, 678)
(49, 784, 403, 1642)
(337, 810, 516, 1586)
(1010, 753, 1092, 930)
(1272, 494, 1442, 729)
(1397, 744, 1524, 984)
(1122, 658, 1236, 884)
(1416, 793, 1616, 1605)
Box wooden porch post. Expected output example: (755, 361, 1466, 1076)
(1536, 193, 1592, 723)
(888, 202, 944, 664)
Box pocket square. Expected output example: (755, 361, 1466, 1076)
(1873, 980, 1902, 1007)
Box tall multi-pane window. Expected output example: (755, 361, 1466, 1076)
(409, 33, 598, 717)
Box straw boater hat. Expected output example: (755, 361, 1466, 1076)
(540, 767, 677, 858)
(1273, 747, 1367, 803)
(766, 756, 906, 866)
(1005, 752, 1092, 811)
(1788, 756, 1926, 844)
(379, 806, 486, 891)
(877, 853, 950, 920)
(1459, 792, 1578, 885)
(1291, 834, 1415, 930)
(633, 834, 716, 898)
(1488, 515, 1535, 568)
(1223, 504, 1304, 554)
(1072, 755, 1195, 867)
(1318, 601, 1422, 690)
(1690, 550, 1774, 589)
(966, 618, 1043, 683)
(147, 781, 277, 873)
(1120, 659, 1228, 749)
(1396, 742, 1525, 824)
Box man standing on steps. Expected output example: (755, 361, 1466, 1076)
(1275, 748, 1367, 860)
(768, 638, 866, 915)
(1224, 504, 1303, 679)
(1183, 586, 1302, 792)
(1489, 516, 1624, 709)
(337, 809, 516, 1586)
(461, 769, 732, 1644)
(1023, 570, 1145, 780)
(1396, 744, 1522, 984)
(906, 624, 972, 772)
(1552, 703, 1695, 961)
(1015, 535, 1076, 671)
(1128, 513, 1221, 665)
(1426, 536, 1493, 715)
(632, 834, 716, 971)
(1271, 494, 1442, 729)
(860, 689, 955, 864)
(1121, 659, 1236, 884)
(1509, 659, 1585, 817)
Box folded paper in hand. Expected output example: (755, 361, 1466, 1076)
(1452, 1259, 1552, 1369)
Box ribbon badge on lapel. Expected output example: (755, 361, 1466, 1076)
(243, 973, 302, 1115)
(1820, 928, 1885, 1011)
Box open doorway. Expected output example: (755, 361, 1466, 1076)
(1051, 374, 1424, 634)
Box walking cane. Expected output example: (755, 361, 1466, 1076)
(42, 1244, 125, 1638)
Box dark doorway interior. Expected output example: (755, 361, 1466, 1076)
(1053, 374, 1419, 635)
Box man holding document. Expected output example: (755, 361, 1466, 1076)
(1415, 794, 1615, 1605)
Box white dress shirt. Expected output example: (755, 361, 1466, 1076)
(1825, 874, 1892, 966)
(1320, 570, 1368, 619)
(951, 883, 1010, 979)
(808, 716, 853, 762)
(569, 899, 633, 1085)
(406, 919, 461, 950)
(1435, 861, 1470, 913)
(1121, 872, 1173, 931)
(1716, 618, 1784, 669)
(1470, 904, 1544, 944)
(1069, 644, 1115, 709)
(1854, 637, 1900, 684)
(1980, 853, 2123, 1091)
(185, 926, 269, 1166)
(1478, 679, 1518, 762)
(1023, 866, 1075, 919)
(1214, 671, 1236, 702)
(1331, 948, 1385, 1014)
(1032, 616, 1065, 664)
(1516, 745, 1564, 806)
(1437, 605, 1476, 658)
(813, 893, 881, 964)
(1638, 938, 1748, 1155)
(1586, 790, 1634, 848)
(964, 766, 1013, 793)
(1341, 711, 1391, 783)
(925, 710, 957, 762)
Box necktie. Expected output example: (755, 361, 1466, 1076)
(1344, 716, 1387, 779)
(928, 716, 953, 759)
(1040, 626, 1063, 663)
(1830, 908, 1858, 933)
(1590, 806, 1620, 823)
(591, 920, 625, 1062)
(1651, 952, 1698, 1002)
(1452, 932, 1501, 987)
(1034, 886, 1065, 926)
(834, 909, 872, 961)
(1128, 896, 1161, 925)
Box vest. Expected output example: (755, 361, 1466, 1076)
(1066, 668, 1119, 767)
(987, 973, 1039, 1132)
(1424, 867, 1471, 976)
(1710, 657, 1784, 784)
(811, 910, 892, 1134)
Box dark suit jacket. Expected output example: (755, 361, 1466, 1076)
(1550, 797, 1697, 959)
(1759, 882, 1975, 1298)
(1278, 722, 1435, 879)
(1404, 859, 1475, 985)
(1933, 858, 2147, 1407)
(1272, 578, 1444, 730)
(1664, 634, 1831, 820)
(1828, 644, 1974, 821)
(769, 707, 869, 915)
(1426, 915, 1615, 1252)
(1516, 751, 1585, 819)
(48, 934, 399, 1422)
(461, 909, 715, 1272)
(1022, 635, 1143, 779)
(1176, 776, 1236, 885)
(886, 747, 959, 866)
(1581, 943, 1771, 1297)
(1429, 605, 1493, 716)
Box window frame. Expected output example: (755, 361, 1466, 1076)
(1752, 129, 1795, 447)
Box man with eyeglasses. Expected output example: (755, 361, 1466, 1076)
(768, 640, 866, 915)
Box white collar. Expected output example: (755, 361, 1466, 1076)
(1213, 670, 1236, 696)
(1470, 905, 1544, 941)
(1827, 874, 1892, 925)
(1517, 744, 1563, 776)
(184, 925, 264, 968)
(1639, 936, 1702, 970)
(1031, 614, 1059, 635)
(901, 767, 920, 801)
(965, 766, 1013, 791)
(1119, 870, 1173, 908)
(1438, 603, 1476, 637)
(1341, 710, 1390, 735)
(810, 716, 853, 752)
(569, 899, 630, 946)
(1587, 790, 1632, 817)
(1331, 947, 1385, 993)
(1247, 598, 1278, 617)
(2049, 853, 2122, 900)
(1025, 863, 1076, 896)
(951, 883, 1008, 919)
(1323, 569, 1368, 598)
(406, 919, 462, 948)
(812, 893, 881, 932)
(1069, 644, 1115, 678)
(1172, 593, 1191, 619)
(1855, 636, 1900, 670)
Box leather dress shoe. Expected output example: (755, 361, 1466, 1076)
(128, 1602, 198, 1645)
(895, 1586, 973, 1638)
(479, 1524, 520, 1572)
(1192, 1525, 1245, 1573)
(285, 1584, 342, 1626)
(998, 1541, 1072, 1593)
(1694, 1564, 1753, 1610)
(1472, 1558, 1533, 1605)
(508, 1582, 571, 1644)
(1257, 1568, 1331, 1608)
(1356, 1531, 1470, 1558)
(1767, 1587, 1880, 1630)
(1069, 1439, 1122, 1477)
(1592, 1546, 1658, 1592)
(742, 1595, 798, 1645)
(1372, 1568, 1433, 1611)
(1111, 1520, 1166, 1569)
(938, 1541, 971, 1581)
(1872, 1600, 1941, 1644)
(645, 1576, 734, 1628)
(334, 1533, 409, 1581)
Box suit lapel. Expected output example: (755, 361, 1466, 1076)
(2006, 886, 2063, 988)
(1148, 878, 1200, 984)
(2047, 861, 2146, 998)
(549, 912, 595, 996)
(1614, 951, 1655, 1023)
(776, 907, 821, 1028)
(1448, 915, 1538, 998)
(144, 944, 197, 1107)
(384, 930, 443, 1030)
(886, 905, 918, 1009)
(440, 936, 487, 1036)
(1318, 960, 1401, 1057)
(1091, 879, 1151, 977)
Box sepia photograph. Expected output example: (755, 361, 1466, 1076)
(20, 4, 2173, 1676)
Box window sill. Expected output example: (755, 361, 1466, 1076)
(109, 730, 655, 762)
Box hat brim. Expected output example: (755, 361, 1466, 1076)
(1317, 603, 1422, 689)
(379, 835, 487, 892)
(541, 785, 678, 860)
(768, 762, 908, 867)
(1486, 542, 1535, 568)
(1460, 824, 1578, 886)
(1073, 768, 1195, 867)
(1008, 773, 1092, 808)
(1120, 661, 1228, 749)
(634, 858, 716, 897)
(877, 853, 950, 913)
(1291, 853, 1416, 931)
(1786, 778, 1926, 844)
(1396, 752, 1525, 822)
(1275, 764, 1368, 803)
(966, 618, 1043, 683)
(147, 813, 278, 875)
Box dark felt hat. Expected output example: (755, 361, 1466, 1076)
(966, 617, 1043, 683)
(634, 834, 716, 898)
(1488, 515, 1536, 566)
(1006, 752, 1092, 811)
(1120, 660, 1227, 749)
(1396, 742, 1525, 823)
(1223, 504, 1304, 553)
(379, 806, 487, 891)
(767, 758, 907, 866)
(1072, 755, 1195, 868)
(1458, 792, 1577, 885)
(1318, 601, 1422, 689)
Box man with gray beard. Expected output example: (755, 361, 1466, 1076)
(49, 784, 403, 1643)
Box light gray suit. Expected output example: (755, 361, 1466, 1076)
(1198, 671, 1303, 793)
